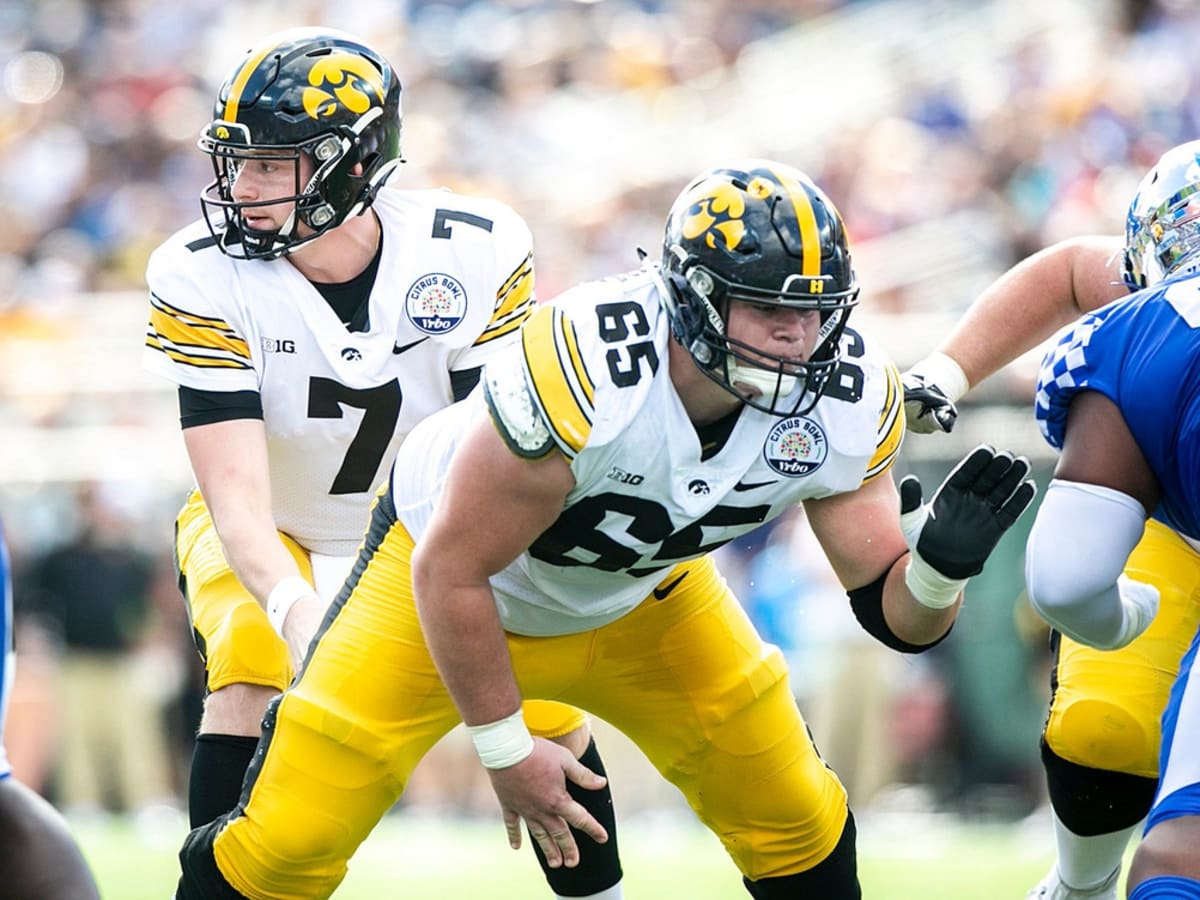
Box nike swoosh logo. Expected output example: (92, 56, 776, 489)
(652, 570, 689, 601)
(733, 479, 777, 492)
(393, 337, 430, 355)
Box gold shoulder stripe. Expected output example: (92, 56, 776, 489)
(148, 293, 251, 361)
(862, 362, 905, 484)
(145, 333, 254, 370)
(476, 252, 535, 347)
(521, 305, 594, 456)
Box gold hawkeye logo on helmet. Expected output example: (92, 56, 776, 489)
(302, 52, 385, 120)
(681, 182, 748, 252)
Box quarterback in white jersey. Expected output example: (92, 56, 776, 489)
(145, 185, 534, 557)
(176, 160, 1036, 900)
(150, 29, 623, 900)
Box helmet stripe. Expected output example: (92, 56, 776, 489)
(223, 40, 280, 123)
(769, 166, 821, 279)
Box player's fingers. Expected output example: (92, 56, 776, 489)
(563, 757, 607, 792)
(528, 822, 566, 869)
(987, 455, 1032, 507)
(945, 444, 996, 490)
(563, 800, 607, 846)
(997, 480, 1038, 529)
(969, 449, 1015, 497)
(503, 810, 523, 851)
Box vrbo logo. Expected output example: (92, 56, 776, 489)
(412, 317, 455, 332)
(606, 466, 644, 485)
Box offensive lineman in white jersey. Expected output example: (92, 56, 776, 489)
(176, 160, 1037, 899)
(145, 28, 624, 900)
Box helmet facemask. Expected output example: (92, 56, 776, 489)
(664, 251, 856, 417)
(660, 161, 859, 417)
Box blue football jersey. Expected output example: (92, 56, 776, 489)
(1035, 277, 1200, 541)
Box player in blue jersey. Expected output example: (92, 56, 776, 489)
(0, 520, 101, 899)
(904, 141, 1200, 899)
(1021, 152, 1200, 899)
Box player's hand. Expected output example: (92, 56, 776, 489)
(487, 738, 608, 869)
(901, 352, 970, 434)
(902, 370, 959, 434)
(902, 444, 1037, 578)
(281, 595, 324, 674)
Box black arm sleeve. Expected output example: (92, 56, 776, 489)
(178, 386, 264, 429)
(450, 366, 484, 403)
(847, 569, 953, 654)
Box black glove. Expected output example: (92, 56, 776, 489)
(899, 445, 1037, 607)
(902, 371, 959, 434)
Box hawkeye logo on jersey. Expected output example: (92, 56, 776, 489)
(763, 417, 827, 477)
(406, 273, 467, 335)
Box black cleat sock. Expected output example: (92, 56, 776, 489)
(188, 733, 259, 828)
(531, 737, 623, 897)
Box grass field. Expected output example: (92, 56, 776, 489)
(74, 806, 1129, 899)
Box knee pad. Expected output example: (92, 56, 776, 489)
(522, 699, 587, 739)
(743, 810, 860, 900)
(197, 581, 291, 693)
(1051, 652, 1161, 777)
(1042, 740, 1157, 835)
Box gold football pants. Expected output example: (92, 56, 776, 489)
(1044, 519, 1200, 777)
(211, 509, 848, 899)
(173, 489, 585, 740)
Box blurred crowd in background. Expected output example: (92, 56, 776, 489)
(0, 0, 1196, 830)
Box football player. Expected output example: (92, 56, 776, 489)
(144, 28, 623, 900)
(0, 520, 101, 899)
(174, 160, 1036, 899)
(1024, 149, 1200, 899)
(903, 140, 1200, 900)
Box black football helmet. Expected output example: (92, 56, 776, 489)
(660, 160, 859, 416)
(1123, 139, 1200, 290)
(198, 28, 403, 260)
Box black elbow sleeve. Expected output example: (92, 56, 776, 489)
(848, 570, 951, 654)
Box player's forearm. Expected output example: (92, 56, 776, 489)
(212, 514, 306, 605)
(933, 236, 1122, 389)
(413, 573, 523, 726)
(883, 554, 960, 644)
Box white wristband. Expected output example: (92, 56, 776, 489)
(911, 351, 971, 404)
(466, 709, 535, 770)
(905, 555, 967, 610)
(266, 576, 317, 638)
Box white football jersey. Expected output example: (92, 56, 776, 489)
(393, 266, 904, 635)
(144, 187, 535, 555)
